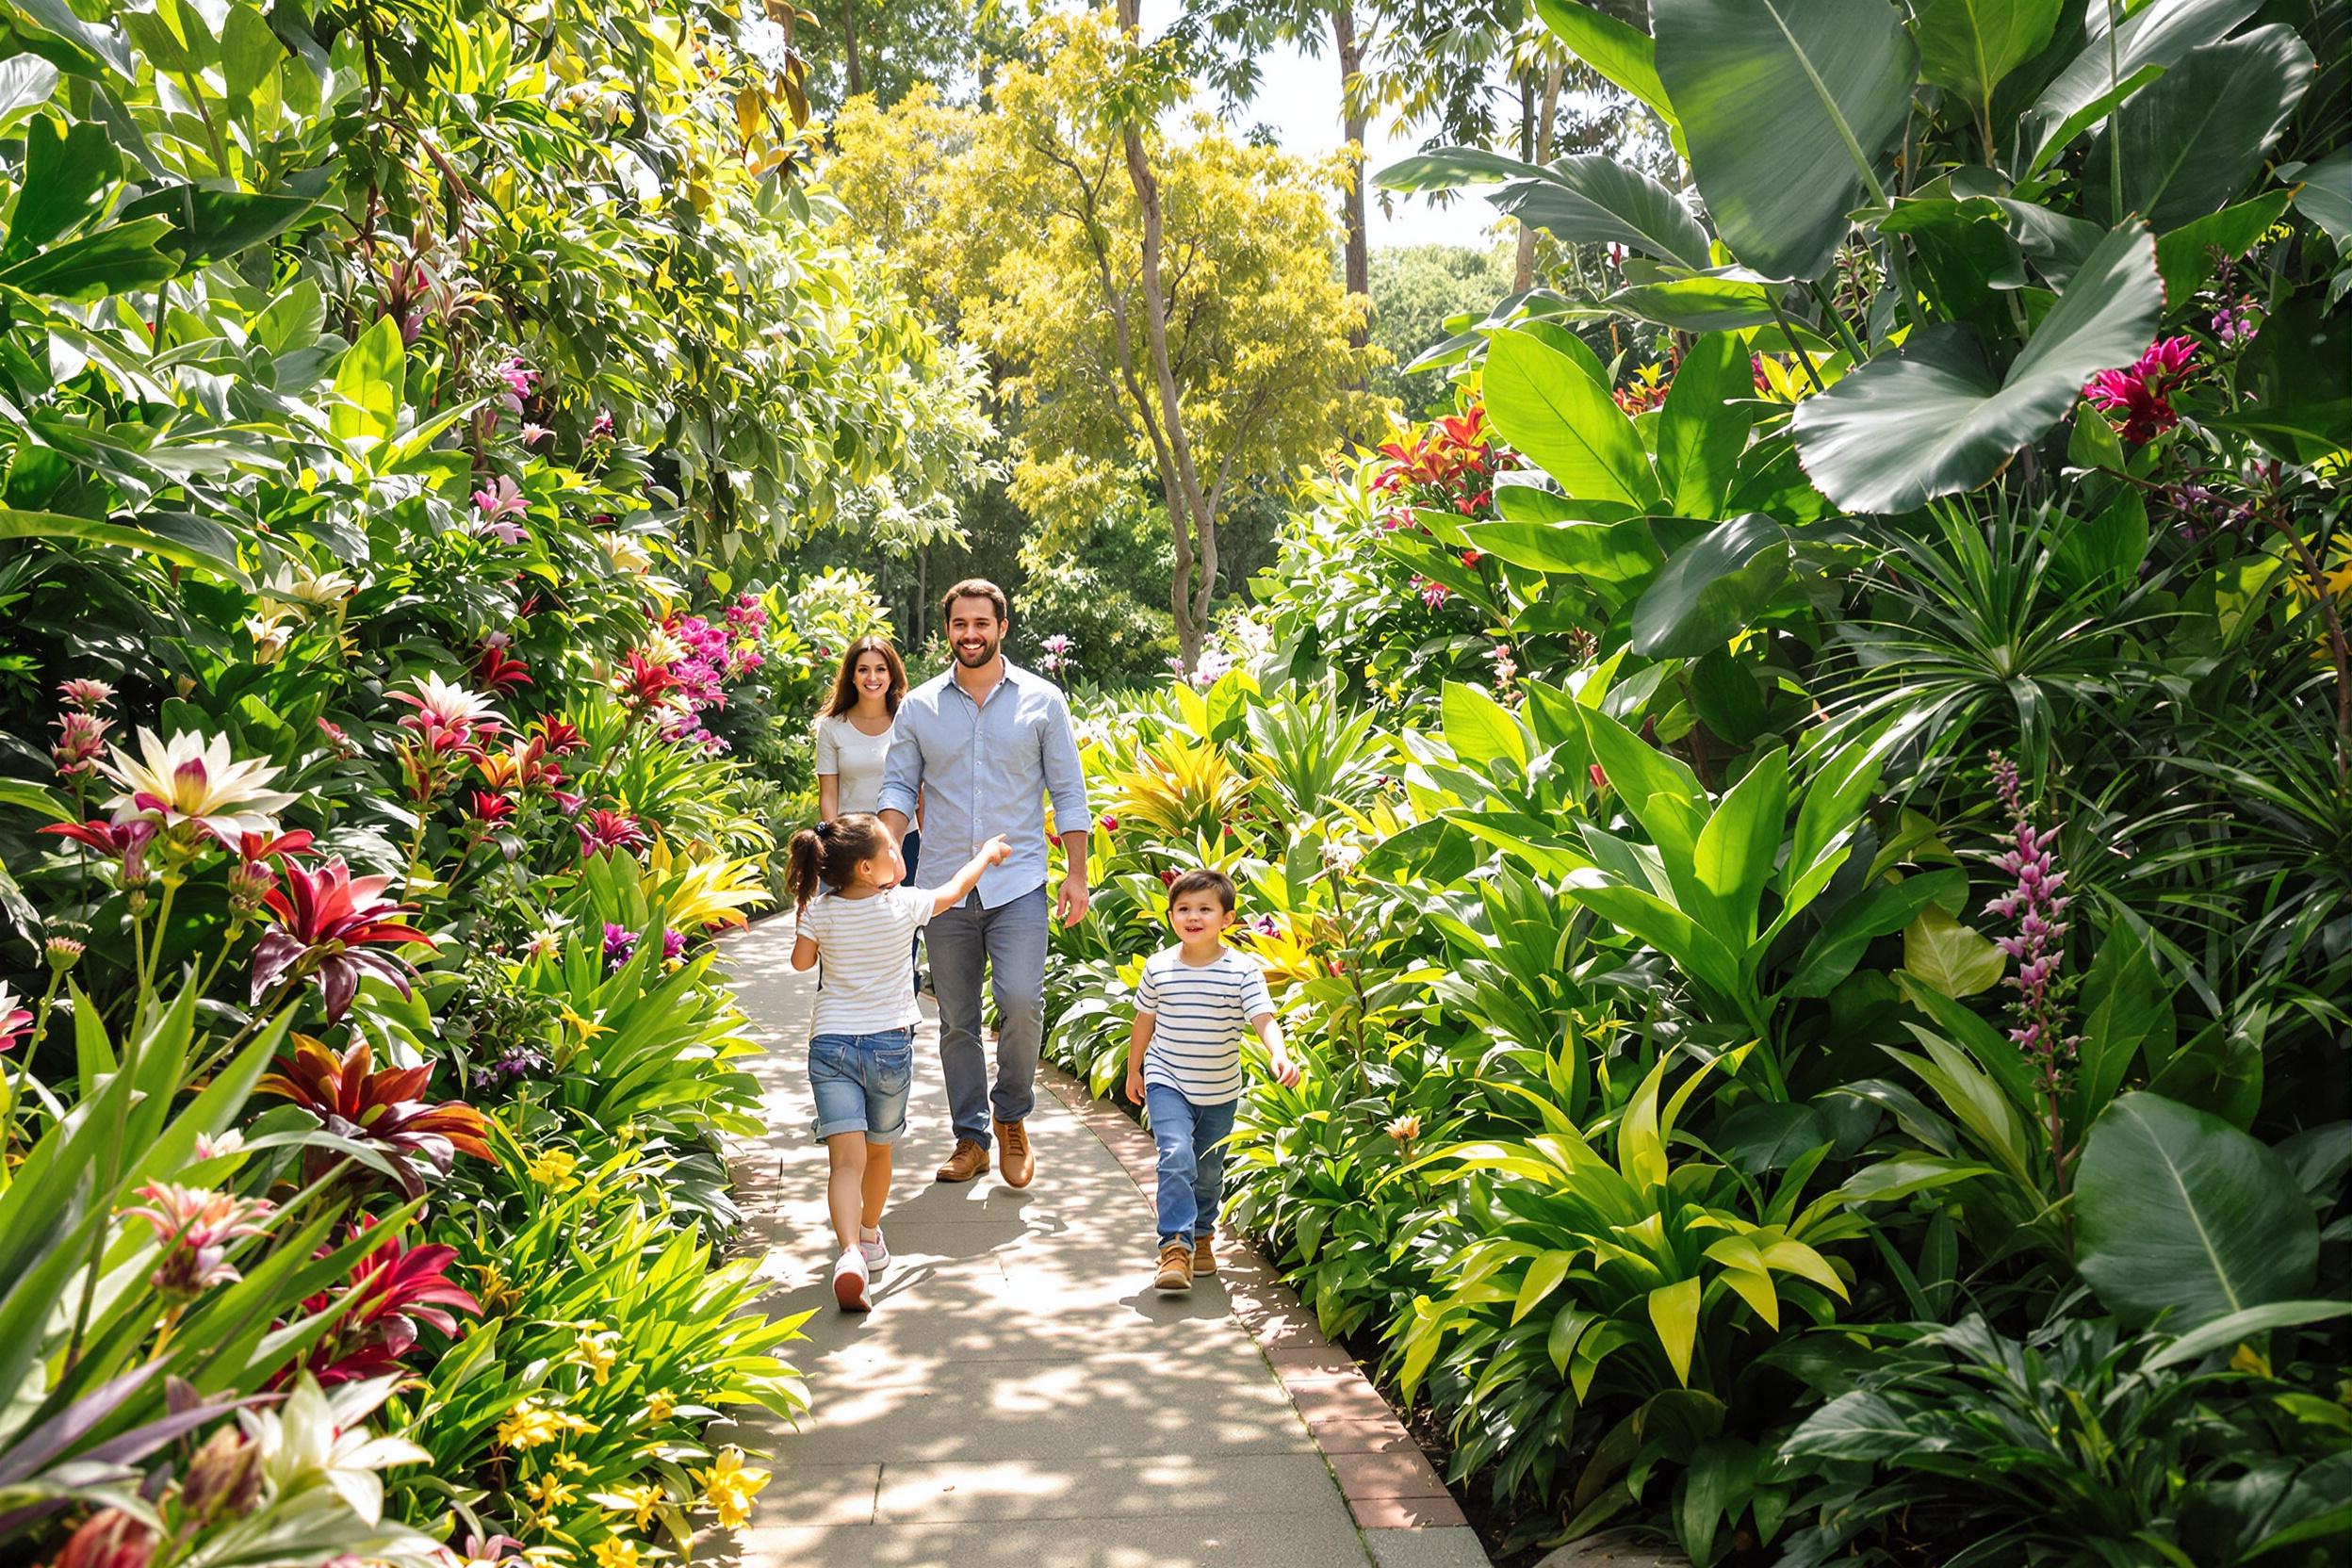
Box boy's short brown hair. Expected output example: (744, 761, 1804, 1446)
(1166, 868, 1236, 912)
(940, 578, 1009, 624)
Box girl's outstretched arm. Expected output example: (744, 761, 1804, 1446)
(927, 835, 1012, 917)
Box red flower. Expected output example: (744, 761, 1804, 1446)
(2082, 336, 2197, 446)
(531, 716, 586, 756)
(576, 808, 648, 856)
(474, 644, 533, 694)
(616, 649, 679, 710)
(297, 1218, 482, 1383)
(256, 1037, 491, 1197)
(1461, 549, 1483, 568)
(466, 791, 515, 825)
(237, 828, 316, 864)
(41, 817, 156, 860)
(1590, 763, 1610, 792)
(251, 857, 437, 1021)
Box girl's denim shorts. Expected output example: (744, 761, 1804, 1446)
(808, 1026, 915, 1143)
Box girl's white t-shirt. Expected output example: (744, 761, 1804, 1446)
(814, 714, 895, 816)
(796, 887, 932, 1036)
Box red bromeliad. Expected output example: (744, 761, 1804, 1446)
(295, 1218, 482, 1383)
(256, 1037, 491, 1196)
(251, 857, 437, 1021)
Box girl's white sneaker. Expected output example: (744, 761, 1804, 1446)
(859, 1230, 890, 1273)
(832, 1248, 872, 1312)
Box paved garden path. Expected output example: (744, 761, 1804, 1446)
(714, 918, 1489, 1568)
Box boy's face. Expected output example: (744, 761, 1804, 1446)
(1168, 890, 1233, 942)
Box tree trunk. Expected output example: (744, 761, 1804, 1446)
(841, 0, 863, 99)
(1511, 57, 1564, 291)
(1332, 4, 1369, 379)
(1115, 0, 1217, 666)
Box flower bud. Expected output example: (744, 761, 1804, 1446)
(56, 1511, 154, 1568)
(45, 936, 85, 973)
(180, 1425, 262, 1523)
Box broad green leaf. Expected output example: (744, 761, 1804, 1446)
(1374, 146, 1547, 190)
(1879, 196, 2027, 325)
(331, 313, 405, 446)
(1631, 514, 1792, 658)
(1490, 155, 1712, 270)
(2019, 0, 2260, 176)
(2077, 1092, 2318, 1328)
(1576, 703, 1707, 861)
(7, 0, 134, 77)
(2142, 1299, 2352, 1372)
(2071, 920, 2173, 1132)
(118, 186, 318, 270)
(1548, 1304, 1600, 1375)
(122, 0, 213, 74)
(1531, 0, 1681, 152)
(5, 113, 119, 261)
(1901, 904, 2003, 998)
(1790, 223, 2162, 514)
(1693, 744, 1788, 947)
(1784, 868, 1966, 998)
(1894, 970, 2037, 1117)
(1648, 1276, 1703, 1384)
(0, 505, 247, 581)
(1914, 0, 2063, 123)
(1461, 517, 1663, 585)
(1442, 680, 1528, 771)
(2086, 26, 2314, 231)
(1565, 873, 1744, 1003)
(2155, 192, 2293, 305)
(0, 215, 176, 300)
(1483, 328, 1658, 508)
(1653, 0, 1917, 281)
(1656, 332, 1755, 518)
(1513, 1250, 1577, 1325)
(253, 277, 326, 356)
(1889, 1036, 2034, 1184)
(1606, 271, 1780, 331)
(1704, 1235, 1781, 1328)
(2296, 146, 2352, 249)
(221, 2, 283, 100)
(1781, 1390, 1921, 1459)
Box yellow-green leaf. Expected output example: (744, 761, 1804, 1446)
(1649, 1277, 1703, 1384)
(1903, 903, 2006, 998)
(1513, 1250, 1578, 1325)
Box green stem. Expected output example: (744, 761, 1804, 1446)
(1766, 293, 1830, 396)
(1808, 278, 1869, 366)
(178, 71, 230, 174)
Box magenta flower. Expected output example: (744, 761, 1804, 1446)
(470, 476, 529, 544)
(0, 982, 31, 1054)
(1983, 751, 2078, 1174)
(251, 857, 438, 1021)
(495, 356, 536, 416)
(661, 927, 685, 963)
(577, 808, 648, 856)
(603, 923, 639, 970)
(1412, 575, 1450, 609)
(2082, 336, 2197, 446)
(52, 710, 111, 777)
(589, 410, 614, 439)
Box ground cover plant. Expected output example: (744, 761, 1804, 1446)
(0, 0, 988, 1562)
(1046, 0, 2352, 1560)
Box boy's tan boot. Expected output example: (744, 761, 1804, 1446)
(1192, 1234, 1217, 1275)
(995, 1119, 1035, 1189)
(1153, 1241, 1194, 1293)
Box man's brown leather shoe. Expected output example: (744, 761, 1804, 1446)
(935, 1138, 988, 1184)
(1153, 1241, 1193, 1293)
(1192, 1235, 1217, 1275)
(995, 1118, 1035, 1189)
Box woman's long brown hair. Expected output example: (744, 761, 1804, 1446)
(823, 635, 907, 719)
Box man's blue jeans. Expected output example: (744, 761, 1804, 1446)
(927, 884, 1048, 1148)
(1145, 1084, 1237, 1249)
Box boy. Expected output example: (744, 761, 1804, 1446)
(1124, 868, 1300, 1294)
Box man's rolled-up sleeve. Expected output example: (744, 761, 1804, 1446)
(1043, 688, 1091, 838)
(878, 709, 923, 821)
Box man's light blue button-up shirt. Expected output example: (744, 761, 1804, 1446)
(878, 660, 1091, 910)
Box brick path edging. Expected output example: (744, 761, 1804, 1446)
(1040, 1063, 1493, 1561)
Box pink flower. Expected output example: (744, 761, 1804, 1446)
(251, 857, 437, 1021)
(589, 410, 614, 439)
(577, 808, 648, 856)
(0, 982, 32, 1054)
(519, 421, 551, 447)
(470, 476, 529, 544)
(495, 356, 536, 416)
(52, 710, 111, 777)
(58, 678, 115, 710)
(1412, 575, 1450, 609)
(122, 1182, 276, 1301)
(2082, 336, 2197, 445)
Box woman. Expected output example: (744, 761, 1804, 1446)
(815, 636, 921, 963)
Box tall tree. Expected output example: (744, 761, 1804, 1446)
(826, 9, 1381, 663)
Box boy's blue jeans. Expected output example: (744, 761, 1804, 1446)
(1144, 1083, 1237, 1249)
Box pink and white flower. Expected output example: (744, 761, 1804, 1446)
(97, 729, 300, 846)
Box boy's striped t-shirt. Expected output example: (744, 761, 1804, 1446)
(1135, 945, 1274, 1105)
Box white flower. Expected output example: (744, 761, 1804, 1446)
(392, 673, 504, 734)
(99, 728, 300, 845)
(238, 1373, 429, 1526)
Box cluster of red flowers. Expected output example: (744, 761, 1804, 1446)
(1371, 406, 1500, 531)
(2082, 336, 2197, 446)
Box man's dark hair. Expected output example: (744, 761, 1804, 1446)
(940, 578, 1009, 625)
(1166, 867, 1236, 913)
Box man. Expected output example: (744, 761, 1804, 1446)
(878, 580, 1091, 1188)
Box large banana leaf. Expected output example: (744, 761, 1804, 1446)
(2076, 1091, 2317, 1329)
(1653, 0, 1917, 281)
(2017, 0, 2261, 179)
(2084, 25, 2314, 230)
(1482, 327, 1659, 509)
(1789, 222, 2162, 514)
(1486, 155, 1714, 270)
(1914, 0, 2065, 131)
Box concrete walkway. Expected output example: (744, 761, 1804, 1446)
(714, 918, 1488, 1568)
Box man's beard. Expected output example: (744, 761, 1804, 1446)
(954, 635, 1001, 668)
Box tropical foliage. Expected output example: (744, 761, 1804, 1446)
(1047, 0, 2352, 1560)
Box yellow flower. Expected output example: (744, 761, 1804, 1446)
(691, 1446, 771, 1529)
(523, 1149, 580, 1192)
(644, 1391, 676, 1424)
(599, 1482, 664, 1531)
(590, 1539, 648, 1568)
(497, 1396, 563, 1450)
(551, 1449, 590, 1474)
(559, 1004, 610, 1041)
(525, 1471, 580, 1513)
(568, 1326, 622, 1385)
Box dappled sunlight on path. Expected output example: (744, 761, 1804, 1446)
(710, 916, 1477, 1567)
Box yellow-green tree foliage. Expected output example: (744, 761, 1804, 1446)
(826, 10, 1383, 656)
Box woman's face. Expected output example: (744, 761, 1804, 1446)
(853, 650, 893, 703)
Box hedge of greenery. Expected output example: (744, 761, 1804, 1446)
(1047, 2, 2352, 1563)
(0, 1, 972, 1564)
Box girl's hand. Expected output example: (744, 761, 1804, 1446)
(1125, 1066, 1147, 1103)
(1269, 1053, 1301, 1088)
(982, 834, 1012, 865)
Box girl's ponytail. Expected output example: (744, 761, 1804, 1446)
(785, 825, 828, 912)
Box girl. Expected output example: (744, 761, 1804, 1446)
(787, 812, 1008, 1311)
